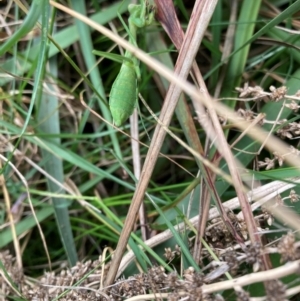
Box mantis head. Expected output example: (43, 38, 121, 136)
(128, 2, 156, 28)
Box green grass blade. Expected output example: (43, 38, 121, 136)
(0, 1, 130, 86)
(221, 0, 262, 105)
(150, 196, 200, 272)
(0, 206, 54, 248)
(35, 3, 78, 266)
(0, 0, 42, 56)
(0, 119, 136, 190)
(70, 0, 125, 162)
(206, 0, 300, 82)
(93, 50, 132, 64)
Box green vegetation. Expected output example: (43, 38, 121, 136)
(1, 0, 300, 300)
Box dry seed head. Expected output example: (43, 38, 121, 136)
(166, 271, 181, 289)
(237, 109, 254, 121)
(236, 109, 265, 125)
(205, 216, 237, 248)
(235, 288, 250, 301)
(164, 247, 174, 261)
(269, 85, 287, 101)
(245, 242, 262, 270)
(229, 212, 248, 240)
(284, 100, 300, 111)
(258, 157, 275, 170)
(273, 152, 284, 166)
(276, 121, 300, 139)
(262, 207, 274, 226)
(265, 279, 287, 301)
(203, 293, 222, 301)
(175, 244, 181, 255)
(222, 251, 238, 274)
(275, 194, 284, 207)
(277, 128, 293, 139)
(236, 83, 264, 98)
(277, 232, 300, 262)
(148, 265, 166, 284)
(289, 189, 299, 203)
(168, 292, 180, 301)
(184, 266, 195, 281)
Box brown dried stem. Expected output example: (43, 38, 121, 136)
(104, 0, 219, 286)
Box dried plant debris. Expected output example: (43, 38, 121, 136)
(269, 86, 288, 101)
(235, 287, 250, 301)
(0, 257, 218, 301)
(236, 83, 266, 100)
(1, 232, 300, 301)
(265, 279, 288, 301)
(1, 254, 109, 301)
(234, 84, 300, 141)
(205, 210, 248, 249)
(277, 232, 300, 263)
(221, 251, 239, 275)
(235, 83, 289, 101)
(258, 154, 282, 170)
(260, 207, 274, 226)
(284, 100, 300, 112)
(237, 108, 265, 125)
(258, 148, 300, 170)
(289, 189, 299, 203)
(276, 120, 300, 139)
(0, 250, 23, 284)
(164, 244, 181, 262)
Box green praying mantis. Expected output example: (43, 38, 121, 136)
(94, 1, 155, 126)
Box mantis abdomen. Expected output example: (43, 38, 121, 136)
(109, 61, 138, 126)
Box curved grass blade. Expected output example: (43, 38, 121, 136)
(0, 0, 42, 56)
